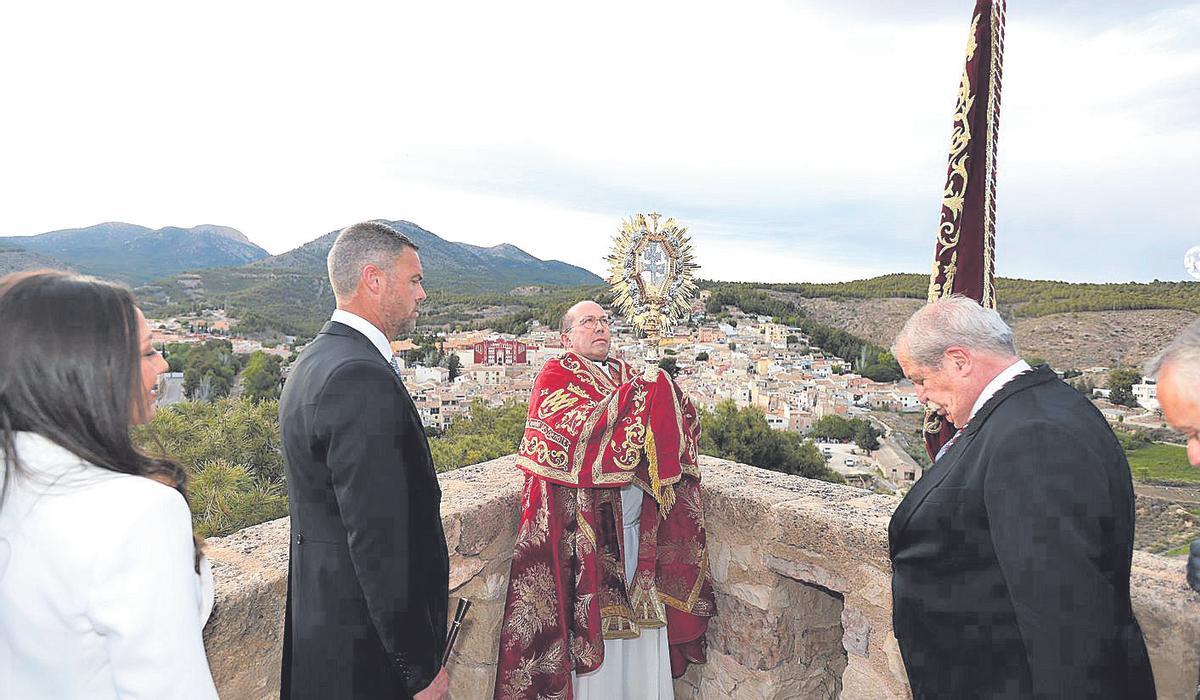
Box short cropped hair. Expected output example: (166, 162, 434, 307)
(326, 221, 419, 300)
(1145, 318, 1200, 382)
(892, 294, 1017, 368)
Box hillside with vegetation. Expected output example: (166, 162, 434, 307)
(0, 243, 68, 276)
(767, 273, 1200, 317)
(713, 274, 1199, 371)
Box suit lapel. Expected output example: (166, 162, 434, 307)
(320, 321, 406, 392)
(889, 365, 1058, 555)
(889, 431, 976, 555)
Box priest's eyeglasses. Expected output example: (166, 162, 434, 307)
(567, 315, 611, 331)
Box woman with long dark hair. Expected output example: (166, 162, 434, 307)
(0, 270, 219, 698)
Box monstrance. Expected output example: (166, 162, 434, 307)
(607, 212, 698, 377)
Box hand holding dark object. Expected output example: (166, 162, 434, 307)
(441, 598, 472, 667)
(1188, 540, 1200, 593)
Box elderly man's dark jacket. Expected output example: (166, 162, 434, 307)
(889, 366, 1155, 699)
(279, 321, 448, 699)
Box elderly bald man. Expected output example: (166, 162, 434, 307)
(889, 295, 1154, 699)
(492, 300, 714, 700)
(1145, 319, 1200, 593)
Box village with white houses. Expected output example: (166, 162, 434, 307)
(148, 289, 1172, 495)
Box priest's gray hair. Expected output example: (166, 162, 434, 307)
(892, 295, 1017, 368)
(327, 221, 419, 300)
(1145, 319, 1200, 383)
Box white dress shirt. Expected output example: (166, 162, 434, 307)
(967, 359, 1032, 424)
(331, 309, 393, 363)
(0, 432, 218, 699)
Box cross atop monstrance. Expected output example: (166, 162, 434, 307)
(607, 212, 698, 376)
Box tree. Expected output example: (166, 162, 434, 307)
(700, 401, 840, 482)
(853, 421, 881, 452)
(1108, 367, 1142, 407)
(444, 353, 463, 382)
(658, 357, 680, 378)
(695, 351, 709, 362)
(427, 400, 528, 472)
(133, 397, 286, 536)
(1069, 376, 1095, 396)
(810, 415, 855, 442)
(242, 351, 284, 403)
(859, 350, 902, 383)
(179, 340, 241, 402)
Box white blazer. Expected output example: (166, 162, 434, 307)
(0, 432, 218, 699)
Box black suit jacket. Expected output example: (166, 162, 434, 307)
(888, 366, 1155, 699)
(279, 321, 449, 700)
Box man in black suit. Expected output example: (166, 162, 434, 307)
(279, 221, 449, 699)
(888, 295, 1155, 698)
(1146, 320, 1200, 594)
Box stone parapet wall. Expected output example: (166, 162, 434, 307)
(203, 456, 1200, 699)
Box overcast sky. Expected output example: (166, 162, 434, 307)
(1, 1, 1197, 283)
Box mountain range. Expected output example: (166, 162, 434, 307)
(0, 223, 271, 284)
(1, 219, 599, 295)
(0, 219, 602, 336)
(249, 220, 600, 288)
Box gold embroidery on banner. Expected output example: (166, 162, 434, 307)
(928, 11, 981, 305)
(926, 11, 986, 440)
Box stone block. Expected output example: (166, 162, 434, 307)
(765, 554, 850, 594)
(841, 607, 870, 657)
(449, 554, 487, 591)
(709, 590, 797, 670)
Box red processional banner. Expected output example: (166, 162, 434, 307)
(925, 0, 1007, 459)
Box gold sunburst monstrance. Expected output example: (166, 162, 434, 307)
(607, 213, 698, 364)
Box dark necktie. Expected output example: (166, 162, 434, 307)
(934, 425, 966, 462)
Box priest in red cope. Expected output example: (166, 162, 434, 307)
(493, 300, 714, 700)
